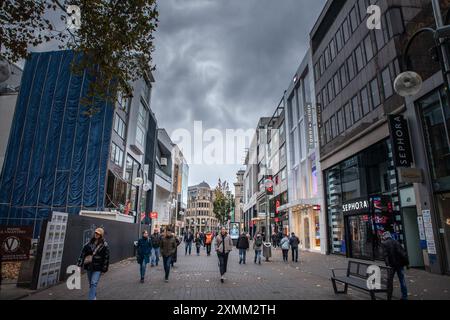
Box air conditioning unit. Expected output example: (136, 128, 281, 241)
(161, 157, 168, 166)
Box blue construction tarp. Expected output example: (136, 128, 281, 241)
(0, 50, 114, 238)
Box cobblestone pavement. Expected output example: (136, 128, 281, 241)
(21, 243, 450, 300)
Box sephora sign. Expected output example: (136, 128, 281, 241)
(342, 198, 369, 215)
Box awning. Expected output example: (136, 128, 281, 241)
(277, 198, 320, 212)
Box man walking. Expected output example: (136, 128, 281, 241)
(161, 228, 177, 283)
(216, 227, 233, 283)
(150, 228, 162, 267)
(184, 230, 194, 255)
(289, 232, 300, 263)
(236, 232, 249, 264)
(381, 231, 409, 300)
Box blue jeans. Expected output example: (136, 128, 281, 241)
(87, 271, 101, 300)
(162, 256, 172, 280)
(394, 267, 408, 300)
(151, 247, 160, 266)
(140, 261, 148, 279)
(185, 242, 192, 255)
(239, 249, 247, 263)
(254, 250, 261, 264)
(291, 247, 298, 262)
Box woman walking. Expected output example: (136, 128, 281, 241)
(194, 232, 202, 256)
(253, 233, 263, 264)
(215, 227, 233, 283)
(280, 233, 290, 263)
(77, 228, 110, 300)
(136, 230, 152, 283)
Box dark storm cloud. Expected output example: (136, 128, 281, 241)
(151, 0, 326, 186)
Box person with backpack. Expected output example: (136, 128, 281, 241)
(381, 231, 409, 300)
(136, 230, 152, 283)
(280, 233, 290, 263)
(150, 228, 162, 267)
(289, 232, 300, 263)
(194, 232, 202, 256)
(205, 231, 213, 256)
(77, 228, 110, 300)
(271, 232, 278, 248)
(253, 233, 263, 264)
(236, 232, 250, 264)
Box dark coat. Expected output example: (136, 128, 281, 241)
(381, 238, 409, 269)
(77, 240, 110, 272)
(150, 233, 162, 248)
(184, 233, 194, 243)
(289, 236, 300, 248)
(161, 234, 177, 257)
(236, 235, 250, 249)
(136, 237, 152, 264)
(172, 237, 181, 263)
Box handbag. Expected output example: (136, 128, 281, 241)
(83, 244, 103, 267)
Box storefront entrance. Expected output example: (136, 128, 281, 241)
(346, 214, 374, 260)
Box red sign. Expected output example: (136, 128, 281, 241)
(0, 226, 32, 261)
(275, 200, 280, 214)
(274, 218, 280, 223)
(313, 205, 321, 211)
(150, 212, 158, 219)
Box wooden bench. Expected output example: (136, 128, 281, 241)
(331, 260, 393, 300)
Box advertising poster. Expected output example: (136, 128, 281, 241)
(229, 222, 240, 240)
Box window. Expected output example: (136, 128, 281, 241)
(386, 8, 404, 38)
(330, 38, 336, 61)
(136, 126, 145, 146)
(320, 55, 325, 75)
(322, 87, 328, 108)
(350, 6, 358, 32)
(375, 16, 386, 49)
(337, 108, 345, 134)
(344, 102, 353, 129)
(111, 143, 124, 167)
(360, 86, 370, 116)
(381, 66, 393, 99)
(314, 62, 320, 81)
(316, 93, 322, 110)
(347, 55, 355, 80)
(342, 18, 350, 43)
(364, 34, 374, 62)
(114, 114, 126, 139)
(331, 115, 338, 139)
(328, 80, 334, 103)
(138, 101, 147, 128)
(333, 73, 340, 96)
(324, 46, 330, 68)
(358, 0, 368, 21)
(325, 121, 331, 143)
(355, 45, 365, 72)
(340, 64, 348, 88)
(281, 168, 287, 181)
(352, 95, 361, 122)
(142, 77, 152, 104)
(370, 77, 381, 108)
(117, 90, 129, 113)
(336, 28, 343, 52)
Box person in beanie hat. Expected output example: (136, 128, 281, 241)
(77, 227, 110, 300)
(160, 228, 177, 282)
(136, 230, 152, 283)
(381, 231, 409, 300)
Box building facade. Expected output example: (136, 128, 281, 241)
(310, 0, 449, 274)
(170, 145, 189, 235)
(279, 50, 326, 253)
(233, 170, 245, 231)
(185, 182, 217, 233)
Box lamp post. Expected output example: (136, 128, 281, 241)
(396, 0, 450, 97)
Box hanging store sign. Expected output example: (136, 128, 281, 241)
(304, 103, 315, 151)
(397, 167, 423, 184)
(388, 115, 413, 167)
(342, 198, 369, 215)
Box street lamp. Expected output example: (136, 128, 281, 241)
(395, 0, 450, 98)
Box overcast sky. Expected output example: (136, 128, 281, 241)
(151, 0, 326, 189)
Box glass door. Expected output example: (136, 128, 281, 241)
(436, 193, 450, 273)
